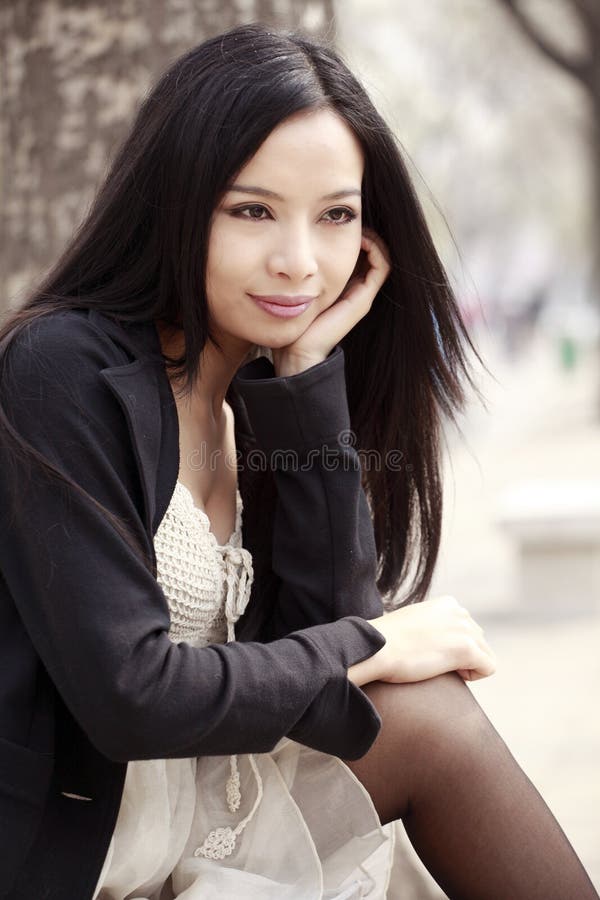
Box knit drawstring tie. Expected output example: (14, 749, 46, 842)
(194, 543, 263, 861)
(221, 544, 253, 645)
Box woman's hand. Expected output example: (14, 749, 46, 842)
(272, 229, 390, 377)
(348, 595, 497, 687)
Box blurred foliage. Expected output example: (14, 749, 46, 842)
(337, 0, 596, 321)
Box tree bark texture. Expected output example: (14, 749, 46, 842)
(0, 0, 335, 311)
(496, 0, 600, 301)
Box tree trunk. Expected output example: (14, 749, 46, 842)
(495, 0, 600, 413)
(0, 0, 335, 313)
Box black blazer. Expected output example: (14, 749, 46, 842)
(0, 308, 387, 899)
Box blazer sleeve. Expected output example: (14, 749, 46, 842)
(0, 315, 386, 764)
(233, 345, 385, 641)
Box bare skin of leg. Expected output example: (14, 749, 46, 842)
(342, 672, 599, 900)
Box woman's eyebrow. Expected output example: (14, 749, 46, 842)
(227, 184, 362, 201)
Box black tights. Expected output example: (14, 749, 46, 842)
(343, 672, 598, 900)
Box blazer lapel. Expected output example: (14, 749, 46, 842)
(88, 310, 180, 538)
(99, 361, 164, 538)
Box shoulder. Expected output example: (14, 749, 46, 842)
(4, 309, 129, 382)
(0, 310, 143, 444)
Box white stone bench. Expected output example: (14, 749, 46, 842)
(496, 481, 600, 615)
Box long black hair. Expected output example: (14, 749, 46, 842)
(0, 22, 480, 621)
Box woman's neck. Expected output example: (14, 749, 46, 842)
(155, 319, 252, 424)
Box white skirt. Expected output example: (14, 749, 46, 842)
(93, 737, 396, 900)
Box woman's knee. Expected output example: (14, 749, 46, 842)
(362, 671, 484, 741)
(345, 672, 492, 782)
(342, 672, 493, 823)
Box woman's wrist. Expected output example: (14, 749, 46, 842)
(273, 352, 327, 378)
(347, 641, 387, 687)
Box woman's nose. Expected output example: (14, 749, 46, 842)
(266, 227, 318, 281)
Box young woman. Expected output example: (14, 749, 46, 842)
(0, 22, 596, 900)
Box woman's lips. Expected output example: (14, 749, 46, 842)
(248, 293, 316, 319)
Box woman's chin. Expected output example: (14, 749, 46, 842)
(248, 319, 312, 350)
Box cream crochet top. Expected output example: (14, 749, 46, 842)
(157, 480, 252, 645)
(154, 479, 258, 860)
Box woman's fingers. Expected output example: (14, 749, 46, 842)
(458, 668, 490, 682)
(340, 231, 391, 312)
(436, 594, 496, 682)
(362, 228, 391, 270)
(463, 636, 497, 680)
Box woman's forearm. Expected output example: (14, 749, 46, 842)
(233, 346, 384, 640)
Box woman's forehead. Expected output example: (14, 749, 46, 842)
(231, 109, 364, 196)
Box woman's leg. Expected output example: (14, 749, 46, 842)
(343, 672, 598, 900)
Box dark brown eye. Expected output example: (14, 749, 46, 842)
(247, 205, 266, 219)
(323, 207, 356, 225)
(229, 204, 271, 221)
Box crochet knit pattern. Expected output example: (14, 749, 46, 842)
(154, 480, 256, 858)
(155, 480, 253, 645)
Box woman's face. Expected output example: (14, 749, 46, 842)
(206, 108, 364, 351)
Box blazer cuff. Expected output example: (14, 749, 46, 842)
(232, 345, 351, 452)
(287, 615, 387, 760)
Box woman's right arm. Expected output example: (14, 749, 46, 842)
(233, 343, 385, 638)
(233, 346, 497, 691)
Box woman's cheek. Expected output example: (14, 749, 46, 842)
(329, 258, 360, 302)
(339, 233, 363, 281)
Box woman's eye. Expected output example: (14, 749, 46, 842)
(322, 207, 357, 225)
(232, 204, 270, 220)
(228, 204, 357, 224)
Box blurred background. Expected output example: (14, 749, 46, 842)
(1, 1, 598, 896)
